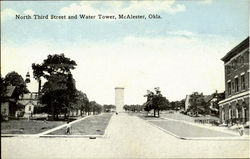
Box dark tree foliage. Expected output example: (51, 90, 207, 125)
(170, 99, 185, 111)
(33, 54, 77, 120)
(89, 101, 102, 115)
(4, 71, 29, 96)
(103, 104, 116, 112)
(144, 87, 170, 117)
(123, 104, 144, 112)
(187, 92, 206, 116)
(75, 90, 89, 116)
(31, 63, 45, 94)
(0, 77, 7, 97)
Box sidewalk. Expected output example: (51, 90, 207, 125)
(160, 116, 249, 140)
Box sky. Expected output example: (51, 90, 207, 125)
(1, 0, 249, 105)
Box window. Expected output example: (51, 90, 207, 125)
(29, 106, 31, 111)
(225, 65, 231, 75)
(240, 56, 243, 64)
(232, 82, 235, 92)
(227, 81, 231, 95)
(247, 72, 249, 88)
(236, 57, 239, 68)
(235, 77, 239, 92)
(233, 59, 237, 69)
(241, 74, 245, 90)
(245, 52, 249, 65)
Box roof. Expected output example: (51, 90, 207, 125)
(204, 95, 213, 103)
(2, 86, 16, 97)
(221, 37, 249, 62)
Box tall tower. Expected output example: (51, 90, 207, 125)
(115, 87, 124, 112)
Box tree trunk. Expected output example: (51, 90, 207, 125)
(64, 111, 67, 120)
(158, 110, 160, 117)
(38, 79, 41, 95)
(154, 109, 156, 117)
(51, 107, 55, 121)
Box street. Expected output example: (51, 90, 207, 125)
(1, 113, 249, 158)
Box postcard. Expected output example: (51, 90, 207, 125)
(1, 0, 249, 158)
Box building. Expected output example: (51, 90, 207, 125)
(18, 92, 39, 118)
(204, 91, 225, 116)
(115, 87, 124, 112)
(219, 37, 249, 125)
(185, 91, 225, 116)
(1, 86, 19, 120)
(184, 95, 191, 111)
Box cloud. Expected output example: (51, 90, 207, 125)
(59, 1, 186, 16)
(1, 34, 237, 104)
(1, 8, 18, 22)
(23, 9, 35, 15)
(198, 0, 213, 5)
(168, 31, 195, 38)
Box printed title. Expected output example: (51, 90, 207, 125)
(16, 14, 162, 20)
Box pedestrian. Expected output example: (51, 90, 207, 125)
(238, 123, 244, 136)
(66, 121, 71, 134)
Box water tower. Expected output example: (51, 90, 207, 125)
(115, 87, 124, 112)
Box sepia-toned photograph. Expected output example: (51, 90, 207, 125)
(1, 0, 249, 158)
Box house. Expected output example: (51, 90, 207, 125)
(219, 37, 249, 125)
(185, 92, 225, 116)
(204, 91, 225, 116)
(18, 92, 39, 118)
(1, 86, 19, 120)
(184, 92, 207, 115)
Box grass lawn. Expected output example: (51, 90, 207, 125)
(160, 111, 220, 123)
(150, 120, 237, 138)
(48, 113, 113, 135)
(1, 119, 66, 134)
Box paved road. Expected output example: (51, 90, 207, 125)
(1, 113, 249, 158)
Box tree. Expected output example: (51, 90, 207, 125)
(75, 90, 89, 116)
(144, 87, 169, 117)
(187, 92, 206, 116)
(0, 77, 7, 97)
(123, 104, 144, 112)
(158, 96, 170, 112)
(4, 71, 29, 96)
(170, 99, 185, 111)
(31, 63, 44, 94)
(89, 101, 102, 115)
(103, 104, 116, 112)
(33, 54, 77, 120)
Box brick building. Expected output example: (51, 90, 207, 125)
(219, 37, 249, 125)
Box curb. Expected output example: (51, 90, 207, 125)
(103, 113, 115, 138)
(136, 116, 250, 141)
(1, 134, 39, 137)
